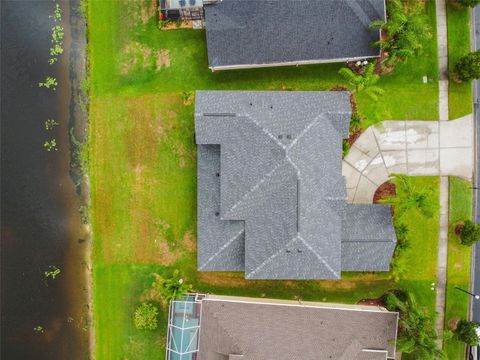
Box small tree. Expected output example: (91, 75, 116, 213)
(460, 220, 480, 246)
(152, 270, 193, 306)
(384, 291, 445, 359)
(455, 320, 480, 346)
(134, 303, 159, 330)
(338, 63, 384, 101)
(455, 50, 480, 81)
(370, 0, 431, 67)
(380, 175, 439, 218)
(449, 0, 480, 8)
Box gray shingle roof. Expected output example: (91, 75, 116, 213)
(204, 0, 386, 70)
(198, 296, 398, 360)
(342, 204, 397, 271)
(196, 91, 396, 279)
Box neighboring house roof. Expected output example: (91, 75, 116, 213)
(203, 0, 386, 70)
(197, 295, 399, 360)
(195, 91, 396, 279)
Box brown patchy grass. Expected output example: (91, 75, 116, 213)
(90, 93, 196, 265)
(119, 42, 171, 76)
(155, 49, 171, 70)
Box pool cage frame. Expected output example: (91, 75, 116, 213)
(166, 293, 205, 360)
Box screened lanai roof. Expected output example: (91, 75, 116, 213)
(166, 295, 204, 360)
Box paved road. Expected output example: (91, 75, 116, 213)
(472, 4, 480, 324)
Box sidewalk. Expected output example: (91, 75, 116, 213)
(435, 0, 449, 346)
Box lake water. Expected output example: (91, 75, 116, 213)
(1, 1, 90, 358)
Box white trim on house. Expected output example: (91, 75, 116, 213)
(205, 294, 398, 315)
(209, 54, 380, 72)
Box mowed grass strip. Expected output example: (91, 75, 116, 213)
(443, 177, 472, 358)
(447, 4, 473, 119)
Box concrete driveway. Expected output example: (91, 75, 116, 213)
(343, 115, 474, 203)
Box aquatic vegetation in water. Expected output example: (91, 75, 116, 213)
(38, 76, 58, 90)
(44, 265, 61, 279)
(33, 326, 44, 334)
(49, 3, 62, 22)
(43, 139, 58, 152)
(44, 118, 59, 130)
(48, 6, 64, 64)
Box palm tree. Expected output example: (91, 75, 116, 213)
(338, 63, 384, 100)
(381, 175, 438, 218)
(152, 269, 193, 305)
(369, 0, 431, 66)
(385, 291, 445, 359)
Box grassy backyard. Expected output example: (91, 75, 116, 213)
(87, 0, 442, 359)
(443, 177, 472, 359)
(89, 0, 439, 123)
(447, 3, 473, 119)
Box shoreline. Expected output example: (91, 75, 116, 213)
(66, 0, 95, 358)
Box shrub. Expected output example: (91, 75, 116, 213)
(342, 139, 350, 157)
(455, 320, 480, 346)
(133, 303, 159, 331)
(450, 0, 480, 8)
(152, 270, 193, 307)
(338, 63, 384, 101)
(350, 112, 363, 130)
(370, 0, 431, 68)
(384, 291, 445, 358)
(380, 175, 439, 218)
(460, 219, 480, 246)
(455, 50, 480, 81)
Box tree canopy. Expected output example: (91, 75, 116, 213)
(455, 50, 480, 81)
(460, 219, 480, 246)
(455, 319, 480, 346)
(152, 269, 193, 305)
(384, 291, 445, 359)
(338, 63, 384, 100)
(370, 0, 431, 66)
(380, 175, 439, 218)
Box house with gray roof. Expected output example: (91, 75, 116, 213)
(195, 90, 396, 280)
(166, 294, 399, 360)
(203, 0, 386, 70)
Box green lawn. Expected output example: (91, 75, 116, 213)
(87, 0, 442, 359)
(443, 177, 472, 358)
(89, 0, 439, 124)
(447, 4, 473, 119)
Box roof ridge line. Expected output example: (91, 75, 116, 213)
(221, 113, 286, 217)
(244, 112, 286, 150)
(298, 235, 340, 278)
(324, 110, 352, 138)
(198, 229, 245, 270)
(207, 306, 245, 355)
(341, 239, 396, 243)
(286, 113, 327, 151)
(223, 160, 286, 218)
(245, 236, 298, 279)
(345, 0, 376, 31)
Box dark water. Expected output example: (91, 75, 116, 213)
(1, 1, 90, 359)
